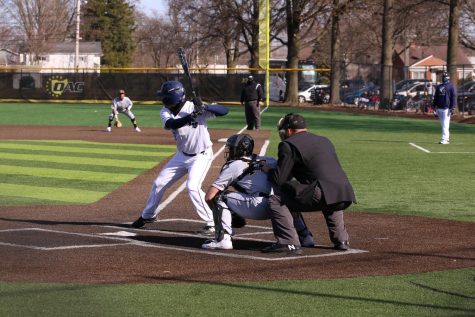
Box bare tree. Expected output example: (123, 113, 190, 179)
(279, 0, 331, 104)
(379, 0, 394, 108)
(447, 0, 461, 81)
(460, 0, 475, 49)
(329, 0, 355, 104)
(2, 0, 76, 62)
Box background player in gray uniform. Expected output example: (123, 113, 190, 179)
(131, 81, 228, 235)
(202, 134, 314, 250)
(106, 89, 141, 132)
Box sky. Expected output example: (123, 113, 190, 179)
(136, 0, 167, 16)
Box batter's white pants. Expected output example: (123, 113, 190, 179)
(436, 108, 450, 143)
(141, 148, 214, 226)
(217, 192, 270, 235)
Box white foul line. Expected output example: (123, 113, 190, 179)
(409, 142, 431, 153)
(409, 142, 475, 154)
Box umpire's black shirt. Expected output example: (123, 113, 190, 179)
(268, 131, 356, 205)
(240, 81, 263, 103)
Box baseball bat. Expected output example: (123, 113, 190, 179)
(177, 47, 197, 99)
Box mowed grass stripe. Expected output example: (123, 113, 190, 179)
(0, 173, 123, 192)
(0, 165, 138, 183)
(0, 142, 174, 158)
(0, 158, 147, 174)
(0, 195, 69, 206)
(0, 183, 107, 203)
(0, 147, 169, 162)
(0, 152, 161, 169)
(1, 140, 176, 153)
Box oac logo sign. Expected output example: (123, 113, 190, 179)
(46, 76, 84, 97)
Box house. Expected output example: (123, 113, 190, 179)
(394, 44, 475, 83)
(22, 42, 102, 72)
(0, 48, 21, 66)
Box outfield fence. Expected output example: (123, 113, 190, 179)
(0, 66, 332, 104)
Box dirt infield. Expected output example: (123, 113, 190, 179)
(0, 125, 474, 284)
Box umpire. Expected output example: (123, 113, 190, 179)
(261, 113, 356, 254)
(240, 75, 264, 131)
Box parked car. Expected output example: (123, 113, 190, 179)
(394, 79, 431, 92)
(457, 80, 475, 112)
(343, 84, 379, 105)
(298, 84, 329, 103)
(458, 92, 475, 115)
(395, 82, 433, 98)
(310, 86, 330, 105)
(340, 79, 375, 100)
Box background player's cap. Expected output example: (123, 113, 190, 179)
(119, 89, 125, 94)
(248, 75, 253, 80)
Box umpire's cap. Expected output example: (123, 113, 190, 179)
(277, 113, 307, 130)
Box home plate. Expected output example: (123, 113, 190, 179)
(99, 231, 138, 237)
(218, 138, 228, 143)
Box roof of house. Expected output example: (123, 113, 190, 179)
(410, 55, 446, 67)
(43, 42, 102, 55)
(0, 48, 19, 55)
(396, 44, 471, 66)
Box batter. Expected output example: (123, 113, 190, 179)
(131, 81, 228, 234)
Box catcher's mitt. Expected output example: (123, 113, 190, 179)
(114, 120, 122, 128)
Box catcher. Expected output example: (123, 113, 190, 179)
(106, 89, 141, 132)
(201, 134, 314, 250)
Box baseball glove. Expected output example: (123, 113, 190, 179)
(114, 119, 123, 128)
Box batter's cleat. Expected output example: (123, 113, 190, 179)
(261, 243, 303, 255)
(201, 233, 233, 250)
(198, 225, 215, 236)
(106, 127, 112, 132)
(334, 241, 350, 251)
(439, 140, 449, 144)
(134, 127, 141, 132)
(131, 216, 157, 228)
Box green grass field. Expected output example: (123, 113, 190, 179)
(0, 102, 474, 316)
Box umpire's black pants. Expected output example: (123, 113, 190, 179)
(268, 185, 349, 246)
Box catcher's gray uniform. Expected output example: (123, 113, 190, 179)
(212, 156, 276, 235)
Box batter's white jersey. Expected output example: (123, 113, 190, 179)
(160, 101, 214, 154)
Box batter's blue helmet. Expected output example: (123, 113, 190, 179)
(157, 81, 185, 108)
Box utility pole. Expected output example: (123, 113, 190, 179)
(75, 0, 82, 71)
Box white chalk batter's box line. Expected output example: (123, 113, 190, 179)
(409, 142, 475, 154)
(0, 221, 368, 261)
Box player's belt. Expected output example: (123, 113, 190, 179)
(182, 150, 206, 157)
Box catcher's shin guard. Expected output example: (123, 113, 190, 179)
(211, 194, 226, 241)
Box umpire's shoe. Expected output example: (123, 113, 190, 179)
(334, 241, 350, 251)
(261, 243, 303, 255)
(131, 216, 157, 228)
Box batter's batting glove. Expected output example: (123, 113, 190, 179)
(449, 108, 455, 116)
(433, 110, 438, 117)
(193, 96, 205, 115)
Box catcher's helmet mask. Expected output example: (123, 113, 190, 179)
(157, 81, 186, 112)
(224, 134, 254, 161)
